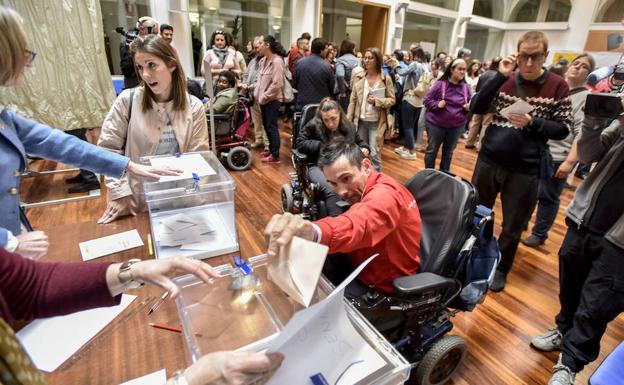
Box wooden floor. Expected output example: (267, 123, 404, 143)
(24, 121, 623, 385)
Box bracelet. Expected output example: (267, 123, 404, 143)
(171, 370, 189, 385)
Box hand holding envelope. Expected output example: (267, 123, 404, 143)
(500, 99, 534, 129)
(267, 236, 329, 307)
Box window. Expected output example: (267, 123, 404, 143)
(414, 0, 460, 11)
(322, 0, 364, 50)
(546, 0, 571, 22)
(402, 12, 453, 55)
(508, 0, 541, 22)
(594, 0, 624, 23)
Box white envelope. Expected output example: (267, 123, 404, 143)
(500, 99, 534, 120)
(268, 236, 328, 307)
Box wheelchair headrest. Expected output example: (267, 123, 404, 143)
(405, 169, 476, 276)
(300, 104, 319, 129)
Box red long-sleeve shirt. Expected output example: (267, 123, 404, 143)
(315, 171, 422, 294)
(0, 249, 120, 323)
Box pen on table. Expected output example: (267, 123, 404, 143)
(149, 322, 181, 333)
(148, 291, 169, 315)
(147, 233, 153, 256)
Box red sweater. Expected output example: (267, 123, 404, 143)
(0, 249, 120, 323)
(315, 171, 422, 293)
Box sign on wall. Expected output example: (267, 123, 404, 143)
(584, 30, 624, 52)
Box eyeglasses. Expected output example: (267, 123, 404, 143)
(25, 50, 37, 65)
(571, 60, 591, 72)
(518, 52, 545, 63)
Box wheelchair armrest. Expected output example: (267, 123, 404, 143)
(291, 149, 308, 162)
(207, 113, 231, 121)
(393, 272, 457, 297)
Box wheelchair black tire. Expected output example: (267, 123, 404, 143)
(226, 146, 252, 171)
(281, 183, 294, 213)
(414, 335, 467, 385)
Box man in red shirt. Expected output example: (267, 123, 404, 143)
(265, 140, 421, 295)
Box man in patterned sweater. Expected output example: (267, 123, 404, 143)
(470, 31, 572, 291)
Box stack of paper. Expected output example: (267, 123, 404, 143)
(158, 213, 214, 247)
(149, 153, 216, 182)
(264, 255, 386, 385)
(268, 237, 328, 307)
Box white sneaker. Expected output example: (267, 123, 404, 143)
(548, 355, 576, 385)
(397, 148, 417, 160)
(393, 146, 404, 154)
(531, 328, 562, 351)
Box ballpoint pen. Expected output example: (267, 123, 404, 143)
(147, 291, 169, 315)
(148, 322, 182, 333)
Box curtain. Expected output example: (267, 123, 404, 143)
(0, 0, 116, 131)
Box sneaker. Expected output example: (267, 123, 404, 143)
(397, 148, 417, 160)
(523, 234, 546, 248)
(393, 146, 404, 154)
(531, 328, 562, 352)
(490, 270, 507, 292)
(548, 356, 576, 385)
(261, 154, 280, 163)
(260, 149, 271, 157)
(461, 131, 469, 139)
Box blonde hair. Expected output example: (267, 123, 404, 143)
(0, 6, 30, 85)
(130, 34, 188, 112)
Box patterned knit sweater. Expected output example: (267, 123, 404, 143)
(471, 70, 572, 174)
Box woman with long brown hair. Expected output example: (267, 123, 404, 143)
(346, 47, 395, 170)
(98, 35, 209, 223)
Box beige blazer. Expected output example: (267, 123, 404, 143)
(347, 72, 395, 150)
(98, 86, 209, 212)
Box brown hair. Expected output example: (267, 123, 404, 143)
(339, 39, 355, 57)
(0, 6, 30, 85)
(364, 47, 383, 74)
(130, 35, 188, 112)
(517, 31, 549, 52)
(571, 53, 596, 73)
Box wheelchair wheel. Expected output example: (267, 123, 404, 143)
(226, 146, 252, 171)
(281, 184, 294, 213)
(414, 335, 467, 385)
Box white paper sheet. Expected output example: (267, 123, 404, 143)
(79, 230, 144, 261)
(268, 236, 328, 307)
(119, 369, 167, 385)
(266, 255, 386, 385)
(16, 294, 137, 372)
(149, 153, 216, 182)
(157, 213, 215, 247)
(500, 99, 534, 120)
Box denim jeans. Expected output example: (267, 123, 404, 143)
(531, 161, 567, 239)
(400, 101, 421, 151)
(358, 120, 382, 171)
(424, 121, 464, 172)
(417, 107, 426, 147)
(260, 100, 280, 157)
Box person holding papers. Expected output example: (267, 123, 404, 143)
(347, 48, 395, 171)
(0, 6, 178, 259)
(422, 57, 472, 172)
(469, 31, 572, 291)
(98, 34, 209, 224)
(0, 247, 283, 385)
(265, 139, 421, 296)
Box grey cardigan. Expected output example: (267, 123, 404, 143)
(566, 116, 624, 249)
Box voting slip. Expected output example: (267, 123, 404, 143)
(157, 213, 215, 247)
(149, 153, 216, 182)
(370, 87, 386, 99)
(265, 254, 386, 385)
(79, 229, 144, 261)
(500, 99, 534, 120)
(267, 236, 329, 307)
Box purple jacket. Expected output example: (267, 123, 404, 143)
(424, 79, 472, 128)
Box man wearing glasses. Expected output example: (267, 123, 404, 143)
(469, 31, 572, 292)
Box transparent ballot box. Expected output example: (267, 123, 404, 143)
(141, 151, 238, 260)
(174, 255, 412, 385)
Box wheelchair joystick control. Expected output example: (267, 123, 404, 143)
(365, 285, 379, 301)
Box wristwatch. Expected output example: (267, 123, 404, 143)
(171, 370, 189, 385)
(118, 258, 143, 289)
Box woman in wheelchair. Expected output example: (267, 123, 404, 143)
(206, 70, 238, 114)
(297, 98, 370, 217)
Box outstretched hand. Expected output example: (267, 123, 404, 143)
(126, 160, 182, 182)
(264, 213, 315, 258)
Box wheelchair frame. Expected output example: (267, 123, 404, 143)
(208, 96, 252, 171)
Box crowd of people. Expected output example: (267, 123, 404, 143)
(1, 3, 623, 385)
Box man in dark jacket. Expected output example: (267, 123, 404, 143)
(120, 17, 158, 89)
(297, 98, 369, 216)
(294, 38, 335, 109)
(470, 31, 572, 292)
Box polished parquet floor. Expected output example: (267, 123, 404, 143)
(23, 121, 623, 385)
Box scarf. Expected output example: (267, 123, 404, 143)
(212, 46, 229, 65)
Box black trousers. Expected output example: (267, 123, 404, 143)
(65, 128, 98, 183)
(260, 100, 281, 158)
(556, 222, 624, 372)
(322, 253, 369, 298)
(471, 158, 538, 275)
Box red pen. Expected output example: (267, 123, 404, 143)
(149, 322, 182, 333)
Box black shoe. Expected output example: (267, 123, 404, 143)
(65, 173, 84, 184)
(490, 270, 507, 292)
(67, 181, 100, 193)
(522, 234, 546, 248)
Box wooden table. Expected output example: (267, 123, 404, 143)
(40, 213, 245, 384)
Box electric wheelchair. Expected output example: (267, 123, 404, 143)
(348, 169, 498, 385)
(207, 96, 252, 171)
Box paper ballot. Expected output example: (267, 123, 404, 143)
(266, 254, 386, 385)
(268, 237, 329, 307)
(17, 295, 136, 372)
(157, 213, 215, 247)
(500, 99, 534, 120)
(149, 153, 216, 182)
(79, 230, 144, 261)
